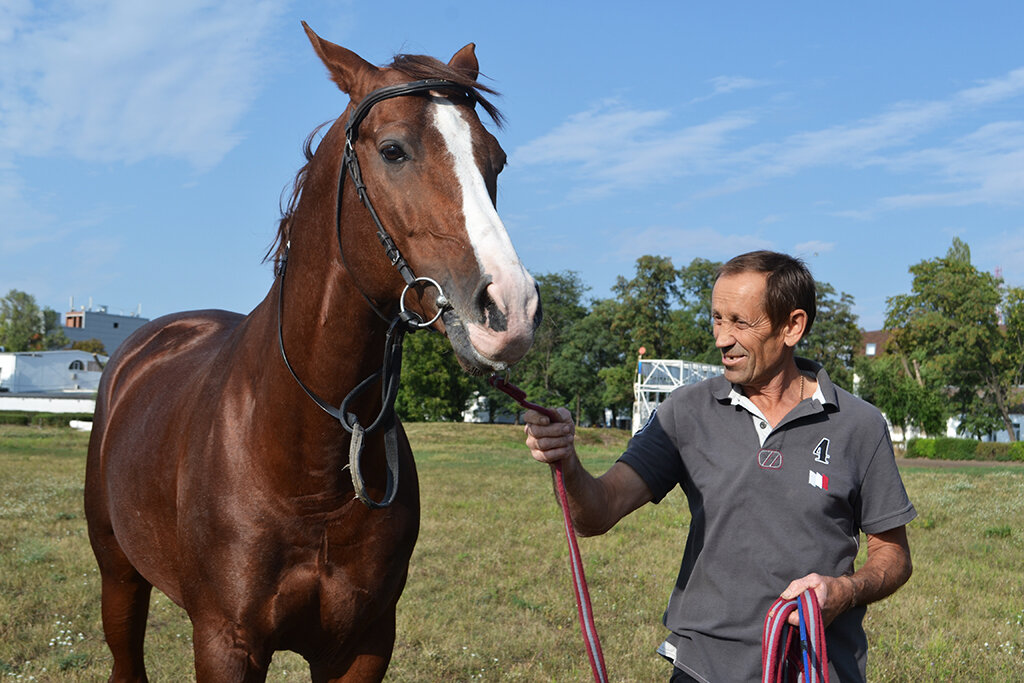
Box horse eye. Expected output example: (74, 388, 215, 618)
(379, 143, 407, 163)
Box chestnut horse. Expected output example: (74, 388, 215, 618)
(85, 23, 539, 682)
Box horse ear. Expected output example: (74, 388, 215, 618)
(448, 43, 479, 82)
(302, 21, 376, 95)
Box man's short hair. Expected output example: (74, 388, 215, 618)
(716, 250, 816, 335)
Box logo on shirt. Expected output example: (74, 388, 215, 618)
(757, 449, 783, 469)
(813, 438, 832, 465)
(808, 470, 829, 490)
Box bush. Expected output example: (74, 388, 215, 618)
(905, 438, 934, 459)
(907, 437, 1024, 462)
(0, 412, 31, 425)
(0, 412, 93, 427)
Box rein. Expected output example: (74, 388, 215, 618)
(762, 588, 830, 683)
(277, 79, 474, 509)
(489, 376, 609, 683)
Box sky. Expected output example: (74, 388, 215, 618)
(2, 1, 1024, 333)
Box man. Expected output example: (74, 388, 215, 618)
(523, 251, 914, 682)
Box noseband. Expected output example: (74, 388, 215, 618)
(277, 79, 477, 508)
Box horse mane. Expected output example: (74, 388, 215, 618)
(265, 53, 504, 271)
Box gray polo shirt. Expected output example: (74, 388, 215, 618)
(619, 358, 916, 682)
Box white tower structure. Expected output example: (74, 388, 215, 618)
(632, 354, 724, 433)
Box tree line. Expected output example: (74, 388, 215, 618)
(398, 240, 1024, 443)
(397, 254, 862, 427)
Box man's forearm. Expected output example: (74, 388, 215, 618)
(555, 458, 653, 537)
(837, 526, 913, 611)
(553, 454, 616, 536)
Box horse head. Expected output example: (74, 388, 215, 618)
(302, 23, 540, 375)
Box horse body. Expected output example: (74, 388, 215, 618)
(86, 24, 537, 682)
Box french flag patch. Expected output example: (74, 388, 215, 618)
(808, 470, 829, 490)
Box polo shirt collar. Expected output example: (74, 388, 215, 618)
(710, 357, 839, 410)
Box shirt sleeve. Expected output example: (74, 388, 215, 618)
(856, 418, 917, 534)
(617, 409, 686, 504)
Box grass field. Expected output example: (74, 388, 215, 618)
(1, 423, 1022, 681)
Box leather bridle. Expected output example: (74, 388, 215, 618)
(276, 78, 478, 508)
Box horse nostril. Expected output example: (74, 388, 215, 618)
(532, 283, 543, 330)
(483, 291, 508, 333)
(473, 278, 508, 332)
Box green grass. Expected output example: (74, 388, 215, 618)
(1, 424, 1023, 681)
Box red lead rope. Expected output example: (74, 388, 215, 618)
(762, 588, 830, 683)
(489, 376, 609, 683)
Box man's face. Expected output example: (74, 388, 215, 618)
(711, 271, 791, 389)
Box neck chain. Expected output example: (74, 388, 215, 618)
(799, 372, 805, 402)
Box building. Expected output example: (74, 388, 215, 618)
(64, 305, 149, 354)
(859, 329, 891, 358)
(0, 350, 108, 393)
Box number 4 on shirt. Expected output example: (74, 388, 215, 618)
(813, 438, 832, 465)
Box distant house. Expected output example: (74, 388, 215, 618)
(0, 350, 108, 393)
(859, 329, 891, 358)
(64, 305, 149, 354)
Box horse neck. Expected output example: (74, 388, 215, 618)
(245, 150, 398, 488)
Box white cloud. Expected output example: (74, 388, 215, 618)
(689, 75, 769, 104)
(0, 0, 288, 169)
(514, 65, 1024, 209)
(955, 67, 1024, 107)
(512, 99, 754, 200)
(881, 121, 1024, 207)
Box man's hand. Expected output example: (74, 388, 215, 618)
(523, 407, 577, 466)
(780, 573, 854, 627)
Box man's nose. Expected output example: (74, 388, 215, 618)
(713, 324, 733, 347)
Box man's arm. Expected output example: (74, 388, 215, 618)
(523, 407, 652, 536)
(781, 525, 913, 626)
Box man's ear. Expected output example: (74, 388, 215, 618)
(783, 309, 809, 348)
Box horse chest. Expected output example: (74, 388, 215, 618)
(264, 515, 416, 639)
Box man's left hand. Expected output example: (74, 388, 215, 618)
(780, 573, 853, 627)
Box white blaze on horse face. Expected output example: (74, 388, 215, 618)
(430, 99, 538, 363)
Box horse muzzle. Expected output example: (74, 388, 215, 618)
(440, 275, 541, 375)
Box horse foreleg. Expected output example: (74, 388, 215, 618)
(96, 554, 153, 682)
(191, 619, 271, 683)
(312, 608, 397, 683)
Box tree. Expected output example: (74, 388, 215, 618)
(798, 283, 861, 391)
(586, 256, 686, 419)
(676, 257, 722, 364)
(854, 353, 947, 436)
(885, 238, 1017, 440)
(556, 296, 621, 425)
(609, 255, 682, 358)
(0, 290, 69, 352)
(998, 286, 1024, 425)
(395, 330, 476, 421)
(513, 271, 589, 409)
(71, 338, 108, 355)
